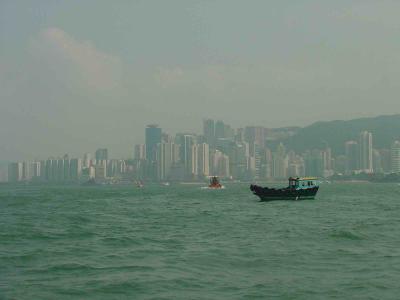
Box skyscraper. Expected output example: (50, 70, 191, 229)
(372, 149, 383, 174)
(272, 144, 288, 179)
(203, 119, 215, 147)
(63, 156, 70, 181)
(197, 143, 210, 178)
(51, 159, 58, 181)
(156, 142, 173, 181)
(359, 131, 373, 173)
(83, 153, 91, 168)
(244, 126, 265, 147)
(22, 161, 32, 181)
(8, 162, 23, 182)
(179, 135, 196, 178)
(145, 125, 162, 161)
(134, 144, 146, 160)
(345, 141, 359, 173)
(95, 148, 108, 161)
(190, 144, 199, 178)
(321, 147, 334, 177)
(95, 164, 106, 180)
(235, 128, 245, 143)
(391, 140, 400, 173)
(57, 158, 65, 181)
(70, 159, 82, 180)
(212, 150, 230, 177)
(215, 120, 225, 139)
(304, 149, 323, 177)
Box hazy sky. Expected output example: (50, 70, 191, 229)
(1, 0, 400, 160)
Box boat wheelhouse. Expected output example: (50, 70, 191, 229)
(250, 177, 319, 201)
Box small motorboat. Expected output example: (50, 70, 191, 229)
(204, 176, 225, 189)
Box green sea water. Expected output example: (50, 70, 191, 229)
(1, 183, 400, 299)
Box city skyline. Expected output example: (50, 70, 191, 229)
(5, 116, 400, 183)
(1, 113, 400, 162)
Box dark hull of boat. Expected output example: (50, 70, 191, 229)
(250, 184, 319, 201)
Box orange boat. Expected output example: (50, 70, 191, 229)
(208, 176, 223, 189)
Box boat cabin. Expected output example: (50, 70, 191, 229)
(288, 177, 318, 190)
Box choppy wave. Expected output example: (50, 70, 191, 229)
(1, 183, 400, 299)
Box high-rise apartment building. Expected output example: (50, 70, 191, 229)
(31, 162, 41, 179)
(51, 159, 58, 181)
(63, 156, 70, 181)
(372, 149, 383, 174)
(215, 120, 225, 139)
(272, 143, 287, 179)
(70, 159, 82, 180)
(134, 144, 146, 160)
(179, 134, 196, 178)
(391, 140, 400, 173)
(212, 150, 230, 177)
(190, 144, 199, 178)
(235, 128, 245, 143)
(95, 148, 108, 161)
(156, 142, 173, 181)
(22, 161, 32, 181)
(8, 162, 23, 182)
(83, 153, 91, 169)
(244, 126, 265, 147)
(95, 164, 106, 180)
(203, 119, 215, 147)
(145, 125, 162, 161)
(359, 131, 373, 173)
(345, 141, 359, 173)
(304, 149, 323, 177)
(197, 143, 210, 177)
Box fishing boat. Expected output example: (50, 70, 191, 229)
(202, 176, 225, 189)
(250, 177, 319, 201)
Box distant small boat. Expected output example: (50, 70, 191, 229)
(161, 182, 170, 186)
(250, 177, 319, 201)
(203, 176, 225, 189)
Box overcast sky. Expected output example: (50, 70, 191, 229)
(1, 0, 400, 160)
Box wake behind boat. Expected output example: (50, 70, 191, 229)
(250, 177, 319, 201)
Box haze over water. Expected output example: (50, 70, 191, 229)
(2, 183, 400, 299)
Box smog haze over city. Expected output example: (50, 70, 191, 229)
(2, 1, 400, 161)
(4, 2, 400, 299)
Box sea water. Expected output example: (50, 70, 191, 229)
(1, 183, 400, 299)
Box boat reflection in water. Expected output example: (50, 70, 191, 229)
(250, 177, 319, 201)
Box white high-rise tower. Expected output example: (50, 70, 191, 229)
(197, 143, 210, 177)
(359, 131, 373, 173)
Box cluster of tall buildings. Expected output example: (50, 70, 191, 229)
(131, 122, 400, 182)
(6, 120, 400, 183)
(7, 152, 127, 184)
